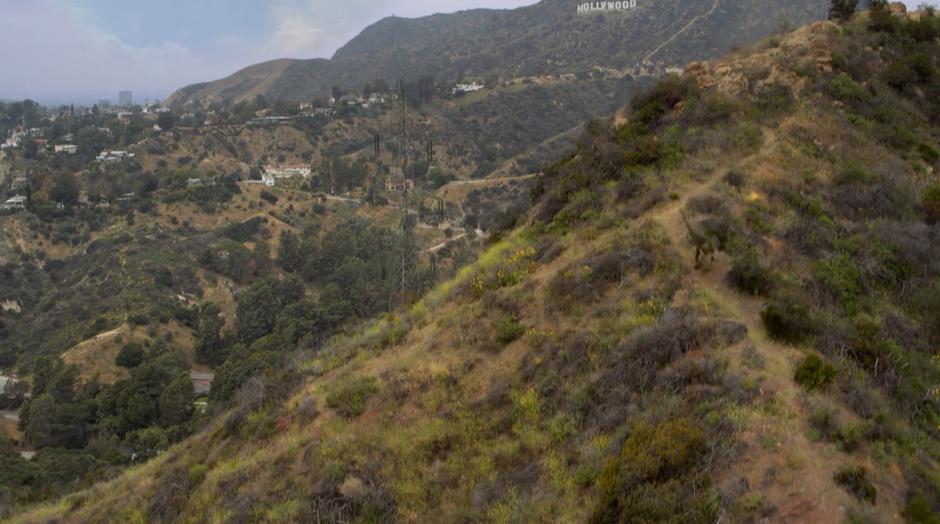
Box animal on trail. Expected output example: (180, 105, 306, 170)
(681, 211, 720, 269)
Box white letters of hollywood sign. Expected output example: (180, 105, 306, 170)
(577, 0, 638, 14)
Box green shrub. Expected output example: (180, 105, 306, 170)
(814, 254, 863, 314)
(919, 143, 940, 165)
(593, 418, 709, 523)
(868, 0, 898, 33)
(495, 317, 525, 345)
(728, 250, 776, 296)
(904, 494, 940, 524)
(116, 343, 145, 369)
(761, 295, 816, 343)
(829, 73, 869, 105)
(794, 354, 837, 390)
(834, 465, 877, 503)
(835, 421, 871, 452)
(260, 190, 278, 205)
(922, 183, 940, 224)
(326, 377, 379, 418)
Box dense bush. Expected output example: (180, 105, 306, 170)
(326, 377, 379, 418)
(260, 190, 278, 205)
(495, 317, 525, 345)
(761, 294, 816, 343)
(592, 418, 710, 523)
(115, 343, 145, 369)
(834, 465, 877, 503)
(794, 354, 837, 390)
(814, 254, 864, 314)
(922, 183, 940, 224)
(727, 250, 776, 296)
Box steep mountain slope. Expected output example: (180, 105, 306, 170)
(13, 9, 940, 523)
(167, 0, 827, 105)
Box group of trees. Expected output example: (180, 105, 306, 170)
(18, 344, 196, 454)
(0, 341, 199, 506)
(188, 217, 435, 403)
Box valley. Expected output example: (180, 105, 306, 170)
(3, 0, 940, 522)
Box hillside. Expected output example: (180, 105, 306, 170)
(166, 0, 827, 106)
(10, 7, 940, 523)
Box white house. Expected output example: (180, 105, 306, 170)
(452, 82, 485, 95)
(96, 150, 135, 162)
(1, 196, 27, 211)
(0, 376, 13, 395)
(262, 164, 312, 186)
(54, 144, 78, 155)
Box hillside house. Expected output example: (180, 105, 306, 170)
(1, 196, 27, 211)
(262, 164, 312, 186)
(190, 371, 214, 396)
(247, 116, 292, 127)
(1, 299, 21, 313)
(452, 82, 485, 95)
(96, 151, 135, 163)
(54, 144, 78, 154)
(0, 376, 11, 396)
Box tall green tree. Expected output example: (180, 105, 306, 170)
(26, 393, 55, 448)
(195, 303, 225, 366)
(159, 374, 195, 426)
(276, 231, 304, 273)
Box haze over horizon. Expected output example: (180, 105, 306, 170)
(0, 0, 536, 106)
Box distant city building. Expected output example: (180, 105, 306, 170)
(118, 90, 133, 106)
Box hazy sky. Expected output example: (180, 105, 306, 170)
(1, 0, 934, 105)
(0, 0, 534, 105)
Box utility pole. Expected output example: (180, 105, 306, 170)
(398, 80, 408, 303)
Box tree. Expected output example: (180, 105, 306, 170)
(331, 85, 344, 100)
(276, 231, 304, 273)
(26, 393, 56, 447)
(829, 0, 858, 21)
(159, 374, 195, 426)
(49, 172, 80, 205)
(195, 303, 225, 365)
(157, 111, 175, 131)
(116, 343, 145, 369)
(236, 275, 305, 343)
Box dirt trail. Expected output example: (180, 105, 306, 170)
(643, 0, 722, 64)
(645, 129, 869, 522)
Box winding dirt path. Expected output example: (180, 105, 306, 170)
(644, 129, 865, 522)
(643, 0, 722, 64)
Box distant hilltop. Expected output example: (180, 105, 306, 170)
(164, 0, 827, 107)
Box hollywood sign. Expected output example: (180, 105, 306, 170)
(577, 0, 638, 14)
